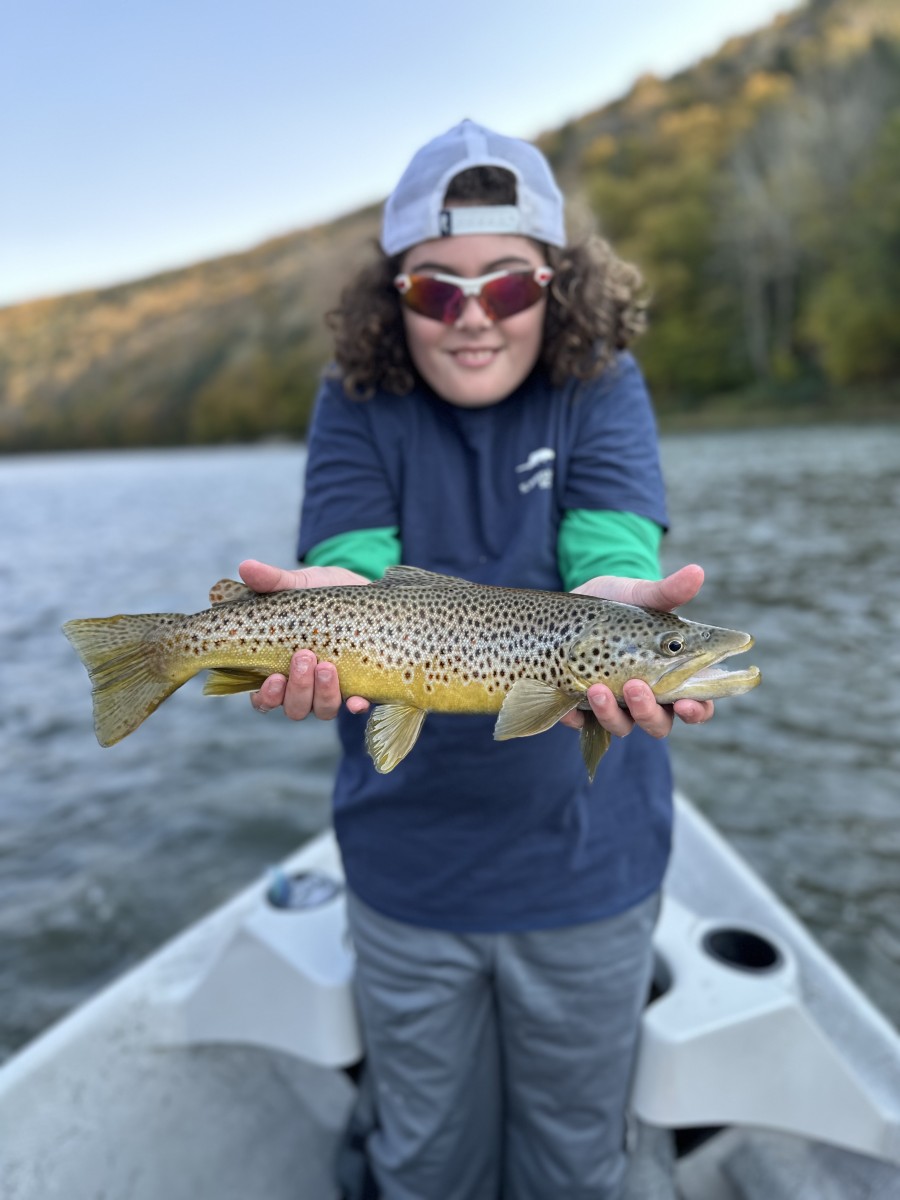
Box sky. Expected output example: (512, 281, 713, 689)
(1, 0, 798, 308)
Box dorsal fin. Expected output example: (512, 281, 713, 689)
(377, 565, 476, 588)
(208, 578, 257, 606)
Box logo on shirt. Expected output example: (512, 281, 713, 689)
(516, 447, 555, 494)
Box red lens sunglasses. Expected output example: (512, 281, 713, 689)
(394, 266, 554, 324)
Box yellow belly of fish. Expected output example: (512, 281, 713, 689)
(331, 649, 505, 715)
(192, 638, 508, 716)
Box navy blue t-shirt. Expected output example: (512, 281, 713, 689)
(298, 354, 673, 931)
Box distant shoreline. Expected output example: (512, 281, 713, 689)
(656, 383, 900, 434)
(658, 405, 900, 435)
(1, 388, 898, 457)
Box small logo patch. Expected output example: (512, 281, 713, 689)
(516, 447, 555, 493)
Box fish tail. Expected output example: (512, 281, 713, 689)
(62, 613, 188, 746)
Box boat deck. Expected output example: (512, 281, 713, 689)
(2, 795, 899, 1200)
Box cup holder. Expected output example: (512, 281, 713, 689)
(265, 869, 344, 911)
(701, 926, 784, 974)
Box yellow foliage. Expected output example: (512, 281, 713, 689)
(742, 71, 793, 107)
(823, 0, 900, 55)
(657, 105, 727, 159)
(625, 73, 667, 114)
(583, 134, 617, 169)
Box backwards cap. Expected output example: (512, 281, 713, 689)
(381, 119, 566, 256)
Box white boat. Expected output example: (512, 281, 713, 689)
(2, 793, 899, 1199)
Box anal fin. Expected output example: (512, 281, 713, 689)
(203, 667, 271, 695)
(365, 703, 427, 773)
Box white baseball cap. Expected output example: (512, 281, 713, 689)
(381, 119, 567, 256)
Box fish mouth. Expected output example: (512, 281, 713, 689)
(652, 634, 761, 703)
(665, 661, 762, 700)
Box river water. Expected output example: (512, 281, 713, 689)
(1, 426, 898, 1061)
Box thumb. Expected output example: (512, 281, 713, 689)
(574, 564, 705, 611)
(238, 559, 310, 593)
(633, 564, 705, 611)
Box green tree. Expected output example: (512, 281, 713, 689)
(802, 110, 900, 384)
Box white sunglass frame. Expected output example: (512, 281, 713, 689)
(393, 265, 554, 320)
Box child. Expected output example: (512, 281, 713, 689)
(241, 119, 714, 1200)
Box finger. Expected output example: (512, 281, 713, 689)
(311, 661, 343, 721)
(238, 559, 310, 594)
(573, 564, 704, 612)
(251, 674, 287, 713)
(648, 563, 705, 611)
(622, 680, 675, 739)
(282, 651, 318, 721)
(345, 696, 371, 715)
(238, 560, 370, 593)
(560, 709, 585, 730)
(673, 698, 715, 725)
(621, 564, 704, 612)
(585, 685, 635, 738)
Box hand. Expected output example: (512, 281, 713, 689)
(238, 559, 372, 721)
(561, 563, 715, 740)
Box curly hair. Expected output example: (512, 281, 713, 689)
(326, 167, 647, 398)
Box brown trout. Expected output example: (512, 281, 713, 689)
(63, 565, 760, 779)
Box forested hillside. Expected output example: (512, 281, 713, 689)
(542, 0, 900, 409)
(2, 0, 898, 452)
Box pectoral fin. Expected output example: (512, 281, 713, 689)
(579, 708, 611, 782)
(203, 667, 271, 695)
(365, 703, 427, 773)
(493, 679, 581, 742)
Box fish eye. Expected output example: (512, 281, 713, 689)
(664, 636, 685, 655)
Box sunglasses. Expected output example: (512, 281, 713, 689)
(393, 265, 554, 324)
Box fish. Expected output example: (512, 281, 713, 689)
(62, 565, 761, 780)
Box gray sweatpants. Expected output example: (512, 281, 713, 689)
(342, 889, 659, 1200)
